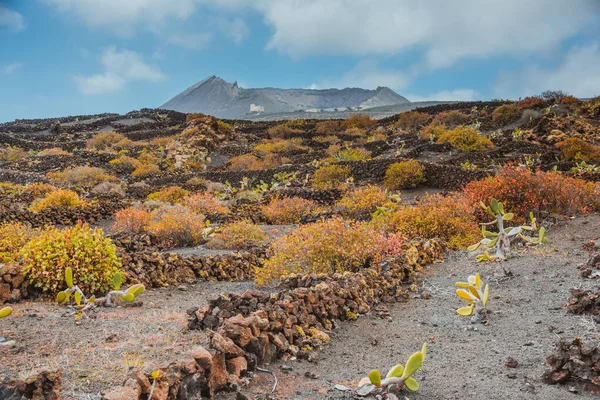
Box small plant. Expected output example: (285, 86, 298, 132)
(0, 221, 39, 263)
(357, 343, 427, 393)
(56, 267, 144, 318)
(148, 204, 206, 248)
(455, 273, 489, 317)
(571, 161, 600, 173)
(468, 199, 547, 261)
(131, 162, 160, 177)
(312, 164, 352, 189)
(315, 120, 341, 134)
(433, 110, 470, 127)
(437, 126, 494, 152)
(254, 138, 307, 154)
(333, 147, 371, 162)
(460, 161, 479, 170)
(384, 160, 426, 190)
(0, 146, 28, 162)
(512, 128, 523, 141)
(266, 124, 302, 139)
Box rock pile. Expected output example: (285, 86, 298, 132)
(544, 338, 600, 394)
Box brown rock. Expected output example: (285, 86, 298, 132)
(209, 351, 228, 394)
(0, 283, 10, 303)
(226, 356, 248, 377)
(190, 345, 213, 370)
(504, 357, 518, 368)
(211, 332, 245, 358)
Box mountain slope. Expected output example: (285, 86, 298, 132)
(160, 76, 410, 119)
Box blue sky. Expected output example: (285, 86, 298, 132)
(1, 0, 600, 122)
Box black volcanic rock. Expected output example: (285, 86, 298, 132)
(160, 76, 410, 118)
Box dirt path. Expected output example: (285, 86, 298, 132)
(231, 214, 600, 400)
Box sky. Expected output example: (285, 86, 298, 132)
(1, 0, 600, 122)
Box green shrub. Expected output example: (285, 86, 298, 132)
(336, 185, 392, 218)
(437, 126, 494, 152)
(0, 222, 38, 263)
(491, 104, 520, 125)
(384, 160, 426, 190)
(312, 164, 352, 189)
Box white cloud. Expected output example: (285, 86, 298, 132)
(224, 17, 249, 45)
(75, 47, 166, 95)
(167, 32, 212, 50)
(494, 43, 600, 99)
(315, 60, 410, 90)
(3, 62, 24, 74)
(406, 89, 480, 102)
(0, 6, 26, 31)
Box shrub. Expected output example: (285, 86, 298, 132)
(229, 154, 259, 171)
(207, 220, 268, 250)
(384, 160, 426, 190)
(147, 186, 190, 204)
(86, 131, 135, 152)
(336, 185, 391, 218)
(463, 166, 599, 223)
(555, 138, 600, 162)
(0, 222, 38, 263)
(560, 95, 580, 105)
(37, 148, 70, 157)
(0, 182, 23, 195)
(267, 124, 302, 139)
(22, 183, 56, 200)
(29, 189, 86, 212)
(148, 204, 206, 248)
(333, 147, 371, 161)
(393, 112, 430, 131)
(113, 207, 153, 234)
(91, 181, 125, 197)
(109, 155, 140, 171)
(437, 126, 494, 152)
(344, 127, 367, 138)
(261, 196, 320, 224)
(432, 110, 469, 128)
(21, 222, 122, 294)
(0, 146, 27, 162)
(341, 114, 377, 130)
(254, 138, 307, 154)
(313, 135, 340, 144)
(255, 217, 390, 283)
(46, 166, 117, 187)
(374, 194, 479, 249)
(131, 163, 160, 177)
(491, 104, 520, 125)
(184, 192, 230, 215)
(419, 122, 447, 141)
(517, 96, 544, 110)
(217, 120, 234, 134)
(312, 164, 352, 189)
(315, 120, 341, 134)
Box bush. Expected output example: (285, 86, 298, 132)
(29, 189, 87, 212)
(315, 120, 341, 134)
(437, 126, 494, 152)
(373, 194, 479, 249)
(261, 196, 321, 224)
(113, 207, 153, 234)
(312, 164, 352, 189)
(47, 166, 117, 187)
(131, 163, 160, 177)
(228, 154, 291, 171)
(22, 183, 56, 200)
(560, 95, 580, 105)
(463, 166, 599, 222)
(491, 104, 520, 125)
(419, 122, 447, 141)
(86, 131, 135, 152)
(21, 222, 122, 294)
(148, 204, 206, 247)
(313, 135, 340, 144)
(517, 96, 544, 110)
(384, 160, 426, 190)
(91, 181, 126, 197)
(255, 217, 391, 283)
(37, 148, 70, 157)
(393, 112, 430, 131)
(109, 154, 140, 171)
(267, 124, 302, 139)
(207, 220, 268, 250)
(0, 222, 38, 263)
(183, 192, 230, 216)
(254, 138, 307, 154)
(147, 186, 190, 204)
(341, 114, 377, 130)
(555, 138, 600, 162)
(217, 120, 234, 134)
(344, 127, 367, 138)
(336, 185, 391, 218)
(432, 110, 469, 128)
(0, 146, 27, 162)
(333, 147, 371, 161)
(0, 182, 23, 195)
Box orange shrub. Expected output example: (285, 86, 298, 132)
(560, 95, 579, 105)
(432, 110, 469, 127)
(312, 164, 352, 189)
(37, 147, 70, 157)
(261, 196, 321, 224)
(29, 189, 87, 212)
(463, 166, 598, 222)
(393, 111, 430, 131)
(254, 138, 307, 154)
(184, 192, 230, 215)
(86, 131, 135, 152)
(373, 194, 479, 249)
(491, 104, 520, 125)
(47, 166, 117, 187)
(384, 160, 426, 190)
(419, 122, 447, 141)
(341, 114, 377, 130)
(315, 120, 341, 134)
(267, 124, 303, 139)
(131, 163, 160, 177)
(555, 138, 600, 162)
(517, 96, 544, 110)
(229, 153, 290, 171)
(207, 220, 268, 250)
(336, 185, 391, 218)
(148, 205, 206, 248)
(147, 186, 190, 204)
(113, 207, 153, 234)
(437, 126, 493, 152)
(229, 154, 259, 171)
(255, 217, 390, 283)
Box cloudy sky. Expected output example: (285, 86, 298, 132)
(1, 0, 600, 121)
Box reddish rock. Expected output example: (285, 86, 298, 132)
(226, 356, 248, 377)
(211, 332, 245, 358)
(190, 345, 213, 370)
(209, 351, 228, 394)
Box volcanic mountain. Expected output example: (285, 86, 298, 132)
(160, 75, 411, 119)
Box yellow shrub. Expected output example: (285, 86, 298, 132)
(109, 155, 141, 172)
(312, 164, 352, 189)
(21, 222, 122, 294)
(333, 147, 371, 161)
(86, 131, 135, 152)
(555, 138, 600, 162)
(315, 120, 341, 134)
(437, 126, 494, 152)
(131, 163, 160, 177)
(254, 138, 307, 154)
(491, 104, 520, 125)
(184, 192, 230, 215)
(22, 183, 56, 199)
(336, 185, 391, 218)
(341, 114, 377, 130)
(432, 110, 469, 127)
(146, 186, 190, 204)
(261, 196, 321, 224)
(0, 182, 23, 195)
(207, 220, 269, 250)
(217, 120, 234, 134)
(147, 205, 206, 247)
(37, 148, 71, 157)
(0, 146, 27, 162)
(393, 111, 430, 131)
(229, 154, 291, 171)
(113, 207, 153, 234)
(29, 189, 87, 212)
(384, 160, 426, 190)
(46, 166, 117, 187)
(419, 122, 447, 141)
(313, 135, 340, 144)
(0, 222, 38, 263)
(267, 124, 302, 139)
